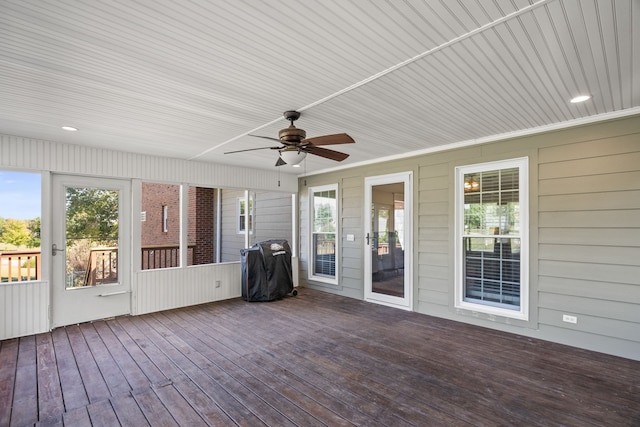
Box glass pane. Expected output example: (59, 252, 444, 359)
(481, 170, 500, 192)
(464, 170, 520, 236)
(65, 187, 119, 288)
(500, 168, 519, 191)
(313, 233, 335, 277)
(141, 182, 181, 270)
(463, 236, 521, 309)
(238, 198, 253, 232)
(313, 190, 336, 233)
(0, 171, 41, 283)
(371, 183, 404, 298)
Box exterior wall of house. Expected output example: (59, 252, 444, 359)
(140, 182, 181, 247)
(299, 115, 640, 360)
(220, 189, 293, 263)
(193, 186, 216, 265)
(0, 134, 297, 339)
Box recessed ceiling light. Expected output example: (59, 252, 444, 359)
(61, 126, 78, 131)
(570, 95, 591, 103)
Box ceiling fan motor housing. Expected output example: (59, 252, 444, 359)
(279, 125, 306, 144)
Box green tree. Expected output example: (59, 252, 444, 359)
(27, 217, 41, 248)
(65, 188, 118, 245)
(1, 219, 30, 247)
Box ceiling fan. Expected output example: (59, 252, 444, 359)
(225, 111, 355, 166)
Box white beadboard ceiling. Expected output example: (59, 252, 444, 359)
(1, 0, 638, 175)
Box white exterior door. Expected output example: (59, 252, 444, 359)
(364, 172, 412, 310)
(51, 175, 131, 328)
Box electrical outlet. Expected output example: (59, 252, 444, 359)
(215, 280, 221, 288)
(562, 314, 577, 324)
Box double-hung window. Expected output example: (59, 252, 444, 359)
(237, 196, 253, 234)
(455, 158, 528, 320)
(309, 184, 338, 284)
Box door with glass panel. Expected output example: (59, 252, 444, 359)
(364, 172, 412, 310)
(51, 175, 131, 328)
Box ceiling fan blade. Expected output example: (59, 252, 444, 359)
(304, 145, 350, 161)
(224, 146, 280, 154)
(302, 133, 354, 146)
(249, 134, 282, 143)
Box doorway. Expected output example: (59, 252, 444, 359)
(51, 175, 131, 328)
(364, 172, 412, 310)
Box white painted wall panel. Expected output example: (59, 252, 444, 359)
(0, 281, 49, 340)
(135, 263, 241, 315)
(0, 134, 297, 192)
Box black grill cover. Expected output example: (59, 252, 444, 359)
(241, 239, 293, 301)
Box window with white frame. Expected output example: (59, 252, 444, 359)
(309, 184, 338, 284)
(237, 196, 253, 234)
(455, 158, 528, 320)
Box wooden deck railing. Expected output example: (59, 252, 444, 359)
(0, 250, 41, 282)
(141, 244, 195, 270)
(1, 244, 197, 284)
(84, 247, 118, 286)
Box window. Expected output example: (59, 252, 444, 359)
(455, 158, 528, 320)
(162, 205, 169, 233)
(0, 170, 41, 283)
(309, 184, 338, 284)
(237, 196, 253, 234)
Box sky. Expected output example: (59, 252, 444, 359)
(0, 170, 42, 220)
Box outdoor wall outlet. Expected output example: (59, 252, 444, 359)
(215, 280, 221, 288)
(562, 314, 578, 324)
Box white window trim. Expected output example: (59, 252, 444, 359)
(236, 194, 253, 235)
(162, 205, 169, 233)
(308, 184, 339, 285)
(454, 157, 529, 321)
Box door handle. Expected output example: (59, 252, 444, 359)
(366, 233, 370, 245)
(52, 244, 64, 256)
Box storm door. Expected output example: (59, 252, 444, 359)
(51, 175, 131, 327)
(364, 172, 412, 310)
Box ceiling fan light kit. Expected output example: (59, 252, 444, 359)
(279, 147, 307, 166)
(224, 110, 354, 167)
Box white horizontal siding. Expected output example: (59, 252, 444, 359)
(537, 123, 640, 351)
(416, 162, 450, 311)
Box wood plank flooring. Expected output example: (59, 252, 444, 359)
(1, 288, 639, 426)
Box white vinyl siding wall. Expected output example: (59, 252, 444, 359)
(221, 190, 293, 263)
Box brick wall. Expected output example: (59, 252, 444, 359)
(141, 183, 215, 267)
(141, 182, 181, 246)
(194, 186, 215, 265)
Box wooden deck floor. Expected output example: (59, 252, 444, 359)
(1, 288, 639, 426)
